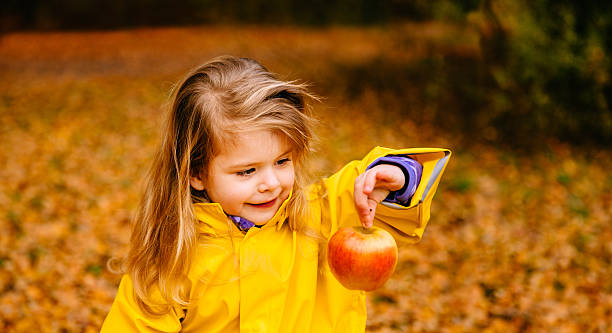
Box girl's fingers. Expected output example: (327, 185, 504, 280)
(363, 169, 377, 194)
(367, 188, 391, 226)
(353, 174, 370, 218)
(370, 187, 391, 203)
(355, 166, 403, 228)
(363, 199, 377, 228)
(370, 165, 405, 192)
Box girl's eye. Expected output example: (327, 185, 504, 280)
(236, 168, 256, 176)
(277, 158, 291, 166)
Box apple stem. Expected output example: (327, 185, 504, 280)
(360, 226, 374, 234)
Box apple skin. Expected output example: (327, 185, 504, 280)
(327, 226, 398, 291)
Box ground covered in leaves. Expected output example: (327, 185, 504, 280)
(1, 25, 611, 332)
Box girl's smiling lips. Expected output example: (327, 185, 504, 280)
(248, 198, 277, 208)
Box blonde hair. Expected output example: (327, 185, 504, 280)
(114, 56, 316, 315)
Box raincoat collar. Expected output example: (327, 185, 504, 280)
(193, 191, 292, 236)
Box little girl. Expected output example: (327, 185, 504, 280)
(101, 55, 450, 332)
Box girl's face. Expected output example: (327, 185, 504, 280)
(195, 130, 295, 225)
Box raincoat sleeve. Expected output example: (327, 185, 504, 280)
(317, 146, 451, 244)
(100, 275, 184, 333)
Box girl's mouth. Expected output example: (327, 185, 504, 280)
(248, 198, 277, 208)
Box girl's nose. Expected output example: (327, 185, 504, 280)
(258, 169, 280, 192)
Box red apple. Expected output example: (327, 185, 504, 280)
(327, 226, 398, 291)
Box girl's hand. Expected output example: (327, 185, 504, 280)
(354, 164, 405, 228)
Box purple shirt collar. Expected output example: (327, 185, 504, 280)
(228, 215, 259, 232)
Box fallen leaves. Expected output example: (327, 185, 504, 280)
(1, 25, 611, 332)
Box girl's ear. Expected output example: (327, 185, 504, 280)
(190, 174, 205, 191)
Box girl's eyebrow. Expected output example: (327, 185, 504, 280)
(226, 149, 293, 170)
(226, 161, 256, 170)
(276, 148, 293, 159)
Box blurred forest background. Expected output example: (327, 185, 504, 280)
(1, 0, 611, 332)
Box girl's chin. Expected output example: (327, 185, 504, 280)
(244, 209, 279, 225)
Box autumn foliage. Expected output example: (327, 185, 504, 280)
(1, 25, 611, 332)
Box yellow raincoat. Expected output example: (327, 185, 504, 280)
(101, 146, 451, 332)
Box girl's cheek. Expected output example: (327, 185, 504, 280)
(230, 178, 256, 193)
(285, 168, 297, 185)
